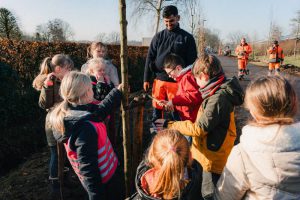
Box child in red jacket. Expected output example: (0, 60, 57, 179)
(160, 54, 202, 123)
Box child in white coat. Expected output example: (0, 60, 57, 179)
(215, 75, 300, 200)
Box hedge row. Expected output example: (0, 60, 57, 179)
(0, 39, 148, 174)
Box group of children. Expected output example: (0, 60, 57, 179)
(32, 42, 121, 199)
(32, 40, 300, 200)
(134, 53, 300, 200)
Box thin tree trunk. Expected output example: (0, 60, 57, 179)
(133, 100, 144, 171)
(294, 23, 299, 58)
(119, 0, 131, 196)
(155, 0, 163, 34)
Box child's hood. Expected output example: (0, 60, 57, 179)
(55, 109, 92, 143)
(64, 109, 92, 136)
(176, 64, 193, 81)
(218, 76, 244, 106)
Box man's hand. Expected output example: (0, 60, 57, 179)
(143, 82, 150, 91)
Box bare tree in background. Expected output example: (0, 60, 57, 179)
(129, 0, 180, 35)
(204, 28, 220, 51)
(0, 8, 22, 39)
(106, 31, 120, 44)
(269, 23, 282, 41)
(291, 10, 300, 57)
(36, 24, 50, 41)
(95, 32, 107, 42)
(227, 31, 247, 48)
(181, 0, 202, 36)
(35, 18, 74, 42)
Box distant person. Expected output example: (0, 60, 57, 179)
(143, 5, 197, 122)
(215, 76, 300, 200)
(85, 58, 114, 102)
(49, 72, 123, 200)
(132, 129, 203, 200)
(32, 54, 73, 197)
(166, 54, 244, 200)
(235, 38, 252, 80)
(267, 40, 284, 75)
(82, 41, 119, 87)
(160, 53, 202, 123)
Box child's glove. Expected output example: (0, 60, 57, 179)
(165, 101, 174, 112)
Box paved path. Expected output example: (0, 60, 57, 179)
(218, 55, 300, 141)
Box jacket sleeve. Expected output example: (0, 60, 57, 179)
(92, 88, 122, 120)
(267, 47, 274, 54)
(144, 35, 158, 82)
(75, 122, 105, 200)
(168, 119, 206, 137)
(38, 86, 55, 110)
(172, 76, 202, 106)
(214, 146, 249, 200)
(185, 35, 197, 66)
(246, 45, 252, 55)
(197, 95, 231, 132)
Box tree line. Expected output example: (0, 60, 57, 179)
(0, 5, 299, 53)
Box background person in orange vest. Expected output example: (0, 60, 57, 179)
(235, 38, 252, 80)
(267, 40, 284, 75)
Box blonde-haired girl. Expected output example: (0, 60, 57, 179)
(81, 41, 119, 87)
(215, 76, 300, 200)
(32, 54, 73, 196)
(49, 71, 123, 200)
(133, 129, 203, 200)
(86, 58, 114, 102)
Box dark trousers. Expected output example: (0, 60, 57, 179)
(49, 146, 58, 178)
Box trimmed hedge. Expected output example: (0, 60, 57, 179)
(0, 39, 148, 174)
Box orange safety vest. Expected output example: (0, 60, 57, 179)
(235, 43, 252, 60)
(268, 46, 284, 63)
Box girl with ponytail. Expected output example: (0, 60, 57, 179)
(215, 76, 300, 200)
(32, 54, 73, 197)
(132, 129, 203, 200)
(49, 71, 123, 200)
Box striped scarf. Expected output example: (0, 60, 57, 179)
(200, 73, 225, 99)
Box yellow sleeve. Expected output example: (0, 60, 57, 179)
(168, 120, 206, 137)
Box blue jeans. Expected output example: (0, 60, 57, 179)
(49, 146, 58, 178)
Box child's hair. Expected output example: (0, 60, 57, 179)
(245, 76, 297, 125)
(192, 54, 223, 79)
(87, 41, 108, 59)
(146, 129, 190, 199)
(49, 71, 92, 134)
(163, 53, 185, 70)
(32, 54, 74, 90)
(86, 58, 107, 76)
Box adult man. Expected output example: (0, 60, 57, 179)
(235, 38, 252, 80)
(143, 5, 197, 121)
(267, 40, 284, 75)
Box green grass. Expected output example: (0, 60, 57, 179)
(284, 56, 300, 67)
(253, 55, 300, 67)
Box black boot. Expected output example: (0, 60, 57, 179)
(49, 177, 61, 200)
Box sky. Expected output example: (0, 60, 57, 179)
(1, 0, 299, 42)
